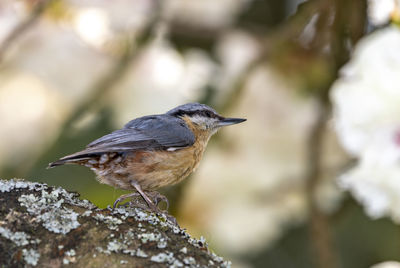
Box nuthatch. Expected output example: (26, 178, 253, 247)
(49, 103, 246, 212)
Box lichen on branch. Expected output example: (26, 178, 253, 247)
(0, 179, 230, 267)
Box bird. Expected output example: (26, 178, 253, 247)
(49, 103, 246, 212)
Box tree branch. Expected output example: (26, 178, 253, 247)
(0, 179, 230, 267)
(0, 0, 55, 63)
(304, 98, 339, 268)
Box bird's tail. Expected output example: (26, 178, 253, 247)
(47, 158, 81, 169)
(47, 152, 96, 169)
(47, 159, 66, 168)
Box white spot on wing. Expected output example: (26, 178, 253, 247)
(99, 154, 109, 164)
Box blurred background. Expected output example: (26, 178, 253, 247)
(1, 0, 400, 267)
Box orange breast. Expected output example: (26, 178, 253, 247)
(126, 144, 204, 190)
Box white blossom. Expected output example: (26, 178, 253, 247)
(331, 26, 400, 222)
(371, 261, 400, 268)
(368, 0, 400, 26)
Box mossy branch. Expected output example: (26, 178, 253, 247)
(0, 179, 230, 268)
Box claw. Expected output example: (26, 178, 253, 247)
(113, 199, 119, 209)
(147, 191, 169, 211)
(113, 192, 141, 209)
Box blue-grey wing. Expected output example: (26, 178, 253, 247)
(49, 114, 195, 166)
(85, 115, 194, 153)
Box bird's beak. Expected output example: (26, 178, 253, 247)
(217, 117, 246, 127)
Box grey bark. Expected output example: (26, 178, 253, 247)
(0, 179, 230, 268)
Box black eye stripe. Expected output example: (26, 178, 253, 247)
(171, 109, 220, 119)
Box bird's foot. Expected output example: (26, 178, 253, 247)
(145, 191, 170, 211)
(113, 191, 176, 225)
(113, 191, 169, 212)
(113, 192, 143, 209)
(143, 192, 177, 224)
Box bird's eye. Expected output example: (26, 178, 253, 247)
(205, 111, 212, 117)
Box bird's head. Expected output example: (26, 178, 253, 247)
(167, 103, 246, 134)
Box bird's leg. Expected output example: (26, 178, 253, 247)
(112, 185, 165, 211)
(112, 179, 155, 209)
(144, 191, 176, 223)
(145, 191, 169, 211)
(129, 180, 158, 211)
